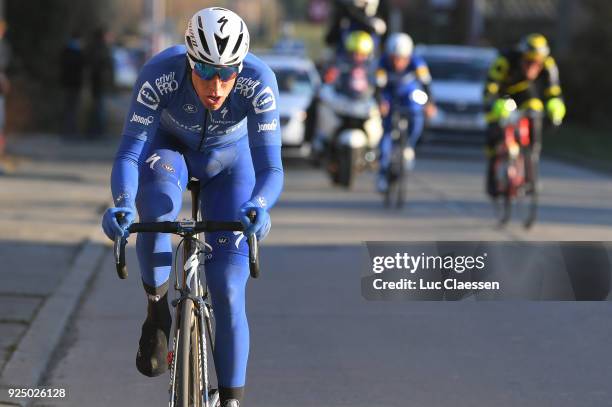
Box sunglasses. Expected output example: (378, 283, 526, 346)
(192, 61, 240, 81)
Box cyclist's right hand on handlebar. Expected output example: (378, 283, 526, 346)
(102, 207, 136, 241)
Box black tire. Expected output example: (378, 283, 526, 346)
(177, 300, 202, 407)
(337, 146, 360, 188)
(396, 165, 406, 209)
(385, 138, 407, 209)
(498, 193, 512, 226)
(522, 180, 538, 229)
(395, 144, 407, 209)
(492, 156, 512, 226)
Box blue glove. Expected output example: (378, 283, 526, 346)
(101, 207, 136, 241)
(239, 202, 271, 241)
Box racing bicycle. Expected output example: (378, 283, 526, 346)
(384, 106, 415, 209)
(113, 180, 259, 407)
(492, 102, 538, 228)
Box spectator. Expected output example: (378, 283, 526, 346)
(87, 27, 114, 138)
(60, 31, 86, 138)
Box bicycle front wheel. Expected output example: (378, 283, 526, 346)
(177, 299, 203, 407)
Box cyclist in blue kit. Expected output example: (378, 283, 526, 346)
(376, 33, 435, 192)
(100, 8, 283, 407)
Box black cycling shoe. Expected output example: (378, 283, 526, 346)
(136, 283, 172, 377)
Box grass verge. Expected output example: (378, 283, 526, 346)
(545, 124, 612, 172)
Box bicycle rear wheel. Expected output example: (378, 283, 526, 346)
(521, 179, 538, 229)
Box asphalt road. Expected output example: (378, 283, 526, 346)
(38, 151, 612, 407)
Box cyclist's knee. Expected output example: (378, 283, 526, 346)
(136, 181, 183, 222)
(213, 283, 244, 320)
(206, 257, 248, 319)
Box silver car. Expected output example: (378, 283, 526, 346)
(260, 53, 321, 158)
(416, 45, 497, 143)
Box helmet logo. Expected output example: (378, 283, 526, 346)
(217, 16, 228, 33)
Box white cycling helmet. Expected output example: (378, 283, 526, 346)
(185, 7, 250, 67)
(386, 33, 414, 58)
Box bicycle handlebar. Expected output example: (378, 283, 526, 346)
(113, 214, 260, 280)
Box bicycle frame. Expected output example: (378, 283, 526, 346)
(496, 112, 531, 198)
(493, 108, 540, 228)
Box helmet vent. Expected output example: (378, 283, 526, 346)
(215, 34, 229, 55)
(230, 33, 243, 56)
(185, 35, 195, 52)
(197, 52, 214, 64)
(227, 55, 240, 65)
(197, 27, 211, 55)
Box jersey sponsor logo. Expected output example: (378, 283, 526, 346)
(256, 196, 267, 208)
(217, 236, 229, 245)
(183, 103, 198, 114)
(164, 112, 202, 133)
(137, 81, 160, 110)
(233, 231, 245, 249)
(114, 192, 130, 205)
(257, 119, 278, 133)
(145, 153, 161, 170)
(220, 106, 229, 119)
(130, 112, 154, 126)
(155, 72, 179, 95)
(252, 86, 276, 114)
(162, 163, 175, 173)
(234, 77, 261, 98)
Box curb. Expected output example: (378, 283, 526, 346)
(0, 229, 107, 406)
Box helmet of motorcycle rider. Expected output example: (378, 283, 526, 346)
(385, 32, 414, 58)
(518, 33, 550, 62)
(184, 7, 250, 69)
(345, 30, 375, 57)
(349, 0, 380, 17)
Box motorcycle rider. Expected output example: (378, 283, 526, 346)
(305, 0, 386, 144)
(376, 33, 434, 192)
(484, 33, 566, 198)
(325, 0, 387, 54)
(323, 30, 377, 93)
(317, 30, 380, 179)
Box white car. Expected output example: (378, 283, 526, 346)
(416, 45, 497, 143)
(259, 53, 321, 158)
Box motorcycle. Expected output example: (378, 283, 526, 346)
(313, 63, 383, 188)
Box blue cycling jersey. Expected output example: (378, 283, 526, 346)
(111, 45, 283, 212)
(379, 53, 432, 100)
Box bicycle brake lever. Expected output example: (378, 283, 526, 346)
(246, 210, 260, 279)
(114, 236, 128, 279)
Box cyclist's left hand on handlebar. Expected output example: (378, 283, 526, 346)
(239, 203, 271, 241)
(102, 207, 136, 241)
